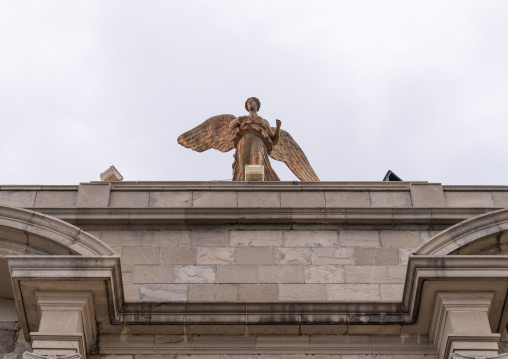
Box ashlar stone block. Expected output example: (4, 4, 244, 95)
(327, 284, 381, 301)
(174, 265, 216, 283)
(121, 247, 160, 266)
(304, 265, 345, 283)
(76, 183, 110, 207)
(190, 230, 229, 247)
(192, 191, 237, 207)
(230, 230, 283, 247)
(237, 191, 281, 207)
(339, 230, 380, 247)
(311, 247, 354, 265)
(0, 191, 36, 207)
(188, 284, 238, 301)
(237, 284, 278, 302)
(370, 191, 412, 207)
(216, 265, 258, 283)
(149, 191, 192, 207)
(444, 191, 495, 207)
(160, 248, 196, 265)
(109, 191, 149, 207)
(410, 184, 445, 207)
(280, 191, 325, 207)
(133, 265, 173, 284)
(355, 248, 399, 265)
(282, 230, 338, 247)
(380, 230, 421, 249)
(258, 266, 304, 283)
(34, 191, 77, 207)
(139, 284, 187, 302)
(325, 191, 370, 207)
(344, 265, 406, 284)
(235, 247, 274, 265)
(279, 284, 326, 301)
(196, 248, 235, 265)
(275, 248, 311, 265)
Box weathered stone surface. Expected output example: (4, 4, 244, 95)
(101, 230, 154, 247)
(34, 191, 77, 207)
(76, 183, 111, 207)
(339, 230, 380, 247)
(304, 265, 344, 283)
(230, 230, 283, 247)
(398, 248, 413, 265)
(410, 184, 445, 207)
(235, 247, 274, 265)
(380, 284, 404, 301)
(282, 230, 338, 247)
(139, 284, 187, 301)
(193, 191, 237, 207)
(190, 230, 229, 247)
(311, 247, 354, 265)
(325, 191, 370, 207)
(280, 191, 325, 207)
(493, 191, 508, 208)
(149, 191, 192, 207)
(197, 248, 235, 265)
(237, 284, 278, 301)
(355, 248, 399, 265)
(153, 231, 191, 247)
(0, 191, 36, 207)
(327, 284, 381, 300)
(279, 284, 326, 301)
(380, 230, 421, 248)
(237, 191, 281, 207)
(275, 248, 311, 265)
(258, 266, 304, 283)
(133, 265, 173, 283)
(216, 265, 258, 283)
(174, 265, 216, 283)
(370, 191, 411, 207)
(444, 191, 494, 207)
(344, 265, 406, 284)
(121, 247, 160, 266)
(188, 284, 238, 301)
(109, 191, 149, 207)
(160, 248, 196, 265)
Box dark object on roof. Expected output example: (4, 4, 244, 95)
(383, 170, 402, 181)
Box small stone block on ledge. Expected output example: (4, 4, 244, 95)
(245, 165, 264, 181)
(100, 165, 123, 182)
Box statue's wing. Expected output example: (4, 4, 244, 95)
(269, 129, 320, 181)
(177, 114, 236, 153)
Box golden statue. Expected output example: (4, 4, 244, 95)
(177, 97, 319, 181)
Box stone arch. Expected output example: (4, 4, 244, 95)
(0, 205, 115, 299)
(413, 208, 508, 256)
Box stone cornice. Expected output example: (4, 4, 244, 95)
(32, 207, 494, 226)
(8, 255, 508, 330)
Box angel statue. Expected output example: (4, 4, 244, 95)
(177, 97, 319, 181)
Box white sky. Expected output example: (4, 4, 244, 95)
(1, 1, 507, 185)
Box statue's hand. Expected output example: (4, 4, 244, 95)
(276, 119, 282, 128)
(229, 117, 239, 130)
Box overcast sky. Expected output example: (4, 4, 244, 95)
(1, 1, 507, 185)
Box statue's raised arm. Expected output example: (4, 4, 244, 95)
(177, 97, 319, 182)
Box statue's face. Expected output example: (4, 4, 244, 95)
(246, 98, 258, 112)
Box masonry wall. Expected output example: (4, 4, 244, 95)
(1, 181, 506, 305)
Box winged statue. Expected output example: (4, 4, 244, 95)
(177, 97, 319, 181)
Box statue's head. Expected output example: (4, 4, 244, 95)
(245, 97, 261, 112)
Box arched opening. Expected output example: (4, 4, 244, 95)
(0, 205, 115, 299)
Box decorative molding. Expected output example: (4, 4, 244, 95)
(414, 208, 508, 256)
(34, 206, 493, 227)
(451, 353, 508, 359)
(0, 206, 115, 256)
(23, 351, 82, 359)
